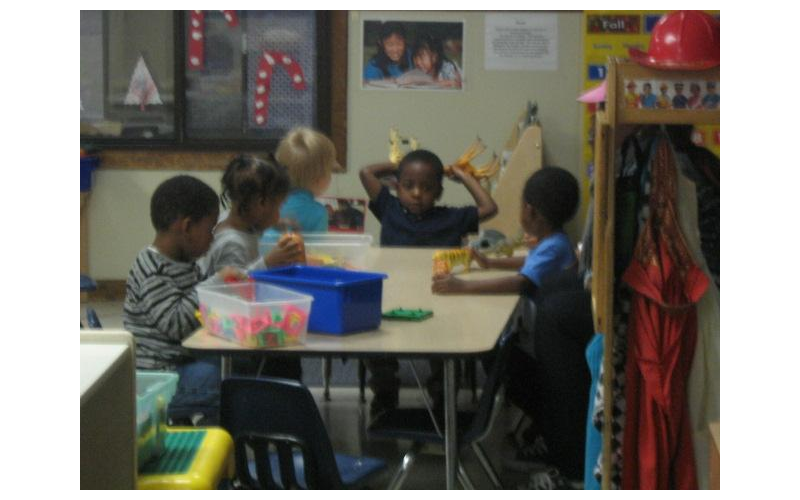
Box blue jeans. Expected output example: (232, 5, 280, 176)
(169, 356, 221, 424)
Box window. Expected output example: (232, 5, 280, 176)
(80, 11, 334, 151)
(81, 11, 176, 140)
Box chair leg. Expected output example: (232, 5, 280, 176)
(358, 359, 367, 404)
(322, 356, 332, 401)
(86, 308, 102, 329)
(509, 413, 530, 445)
(472, 442, 503, 489)
(467, 359, 478, 404)
(387, 442, 422, 490)
(458, 464, 476, 490)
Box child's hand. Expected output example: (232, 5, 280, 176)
(432, 273, 467, 294)
(445, 165, 468, 183)
(217, 266, 248, 283)
(265, 234, 305, 267)
(470, 248, 491, 269)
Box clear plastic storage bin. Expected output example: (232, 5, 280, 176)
(259, 232, 373, 270)
(197, 282, 313, 348)
(136, 371, 178, 469)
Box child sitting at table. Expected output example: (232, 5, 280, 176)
(360, 149, 498, 418)
(268, 126, 339, 234)
(431, 166, 579, 296)
(201, 154, 303, 273)
(123, 175, 244, 425)
(432, 166, 588, 488)
(200, 154, 304, 380)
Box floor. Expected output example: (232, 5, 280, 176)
(82, 299, 549, 489)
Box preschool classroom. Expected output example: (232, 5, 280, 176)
(80, 10, 720, 490)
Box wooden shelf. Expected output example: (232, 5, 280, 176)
(607, 59, 720, 126)
(593, 57, 719, 489)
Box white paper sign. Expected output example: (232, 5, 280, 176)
(484, 13, 558, 71)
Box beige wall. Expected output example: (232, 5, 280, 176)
(88, 11, 584, 280)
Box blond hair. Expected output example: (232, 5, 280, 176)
(275, 127, 337, 190)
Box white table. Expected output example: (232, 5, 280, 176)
(183, 247, 519, 489)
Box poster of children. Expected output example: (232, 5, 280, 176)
(320, 197, 368, 233)
(362, 20, 464, 91)
(625, 79, 720, 110)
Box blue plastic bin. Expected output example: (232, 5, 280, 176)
(81, 156, 100, 192)
(250, 266, 387, 334)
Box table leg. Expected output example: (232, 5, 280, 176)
(444, 358, 457, 490)
(220, 355, 232, 380)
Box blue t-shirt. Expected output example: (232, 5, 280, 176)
(519, 232, 576, 287)
(640, 93, 658, 109)
(274, 189, 328, 234)
(672, 94, 689, 109)
(702, 93, 720, 109)
(368, 186, 478, 247)
(363, 52, 412, 80)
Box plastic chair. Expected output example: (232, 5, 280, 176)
(220, 377, 386, 489)
(367, 315, 523, 489)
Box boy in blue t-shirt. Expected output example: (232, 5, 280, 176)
(433, 166, 583, 484)
(432, 166, 579, 296)
(360, 149, 498, 417)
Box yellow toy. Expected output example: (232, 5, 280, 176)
(432, 248, 473, 276)
(388, 126, 420, 165)
(444, 137, 501, 181)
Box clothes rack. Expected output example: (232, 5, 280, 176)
(591, 57, 719, 489)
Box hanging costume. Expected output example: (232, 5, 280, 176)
(620, 135, 708, 489)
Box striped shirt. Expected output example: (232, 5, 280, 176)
(123, 247, 206, 370)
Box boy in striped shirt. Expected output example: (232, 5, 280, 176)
(124, 175, 241, 425)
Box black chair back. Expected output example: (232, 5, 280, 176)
(461, 304, 524, 444)
(221, 377, 344, 489)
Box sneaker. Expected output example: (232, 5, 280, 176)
(518, 467, 571, 490)
(503, 434, 550, 472)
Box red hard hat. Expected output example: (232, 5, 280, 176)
(629, 11, 719, 70)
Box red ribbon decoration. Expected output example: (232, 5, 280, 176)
(187, 12, 306, 128)
(187, 10, 239, 70)
(254, 50, 307, 127)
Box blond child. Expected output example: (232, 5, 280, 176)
(273, 127, 339, 233)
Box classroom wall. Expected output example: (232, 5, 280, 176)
(87, 11, 583, 280)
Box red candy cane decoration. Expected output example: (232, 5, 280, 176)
(187, 10, 239, 70)
(254, 50, 307, 127)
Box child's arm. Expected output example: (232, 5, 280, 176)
(471, 248, 527, 270)
(140, 275, 203, 342)
(431, 273, 530, 295)
(359, 162, 397, 201)
(449, 167, 498, 221)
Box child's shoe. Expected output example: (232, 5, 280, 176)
(518, 467, 571, 490)
(503, 434, 550, 471)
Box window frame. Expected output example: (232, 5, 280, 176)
(82, 11, 336, 153)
